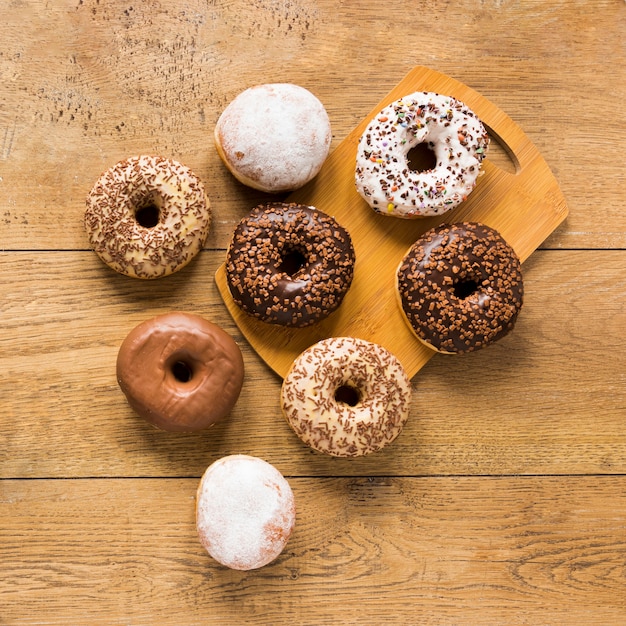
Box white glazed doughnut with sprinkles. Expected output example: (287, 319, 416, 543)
(280, 337, 412, 458)
(84, 155, 211, 279)
(355, 91, 489, 218)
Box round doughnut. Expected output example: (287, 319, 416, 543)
(214, 83, 332, 193)
(396, 222, 524, 354)
(116, 312, 244, 432)
(355, 91, 490, 218)
(280, 337, 412, 457)
(196, 455, 296, 570)
(225, 202, 355, 328)
(84, 155, 211, 279)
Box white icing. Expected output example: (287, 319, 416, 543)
(84, 155, 211, 279)
(280, 337, 412, 457)
(355, 91, 489, 218)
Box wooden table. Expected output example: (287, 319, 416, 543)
(1, 1, 624, 623)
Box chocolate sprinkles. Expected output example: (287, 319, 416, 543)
(281, 337, 412, 457)
(397, 222, 524, 353)
(225, 202, 355, 327)
(84, 155, 211, 279)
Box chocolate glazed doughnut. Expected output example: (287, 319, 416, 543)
(225, 202, 355, 327)
(116, 312, 244, 431)
(397, 222, 523, 353)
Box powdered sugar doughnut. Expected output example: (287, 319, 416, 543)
(85, 155, 211, 279)
(196, 455, 296, 570)
(281, 337, 412, 457)
(355, 92, 489, 218)
(215, 83, 332, 193)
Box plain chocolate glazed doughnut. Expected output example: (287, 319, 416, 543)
(116, 312, 244, 431)
(396, 222, 523, 354)
(225, 202, 355, 327)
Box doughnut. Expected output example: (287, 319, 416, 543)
(215, 83, 332, 193)
(196, 455, 296, 570)
(280, 337, 412, 457)
(355, 91, 490, 218)
(225, 202, 355, 327)
(116, 312, 244, 432)
(396, 222, 523, 354)
(84, 155, 211, 279)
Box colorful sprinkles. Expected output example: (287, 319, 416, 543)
(354, 91, 490, 218)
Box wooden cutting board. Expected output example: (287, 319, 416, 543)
(215, 66, 569, 379)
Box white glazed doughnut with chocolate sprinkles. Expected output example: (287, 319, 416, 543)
(84, 155, 211, 279)
(281, 337, 412, 457)
(196, 455, 296, 571)
(355, 91, 489, 218)
(397, 222, 523, 354)
(225, 202, 355, 327)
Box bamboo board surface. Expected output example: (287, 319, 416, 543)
(215, 66, 568, 378)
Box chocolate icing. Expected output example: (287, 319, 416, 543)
(225, 202, 355, 327)
(116, 312, 244, 431)
(397, 222, 523, 353)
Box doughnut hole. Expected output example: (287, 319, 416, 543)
(171, 360, 194, 383)
(166, 352, 199, 386)
(134, 192, 162, 229)
(278, 246, 308, 277)
(407, 142, 437, 172)
(453, 276, 480, 299)
(334, 383, 362, 407)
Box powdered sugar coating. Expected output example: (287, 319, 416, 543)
(355, 91, 489, 218)
(215, 83, 331, 193)
(84, 155, 211, 279)
(281, 337, 412, 457)
(196, 455, 296, 571)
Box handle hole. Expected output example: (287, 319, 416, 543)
(484, 124, 521, 175)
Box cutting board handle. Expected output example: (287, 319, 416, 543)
(404, 67, 535, 173)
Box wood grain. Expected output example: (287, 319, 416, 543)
(1, 477, 624, 624)
(1, 250, 624, 479)
(1, 0, 625, 623)
(0, 1, 624, 251)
